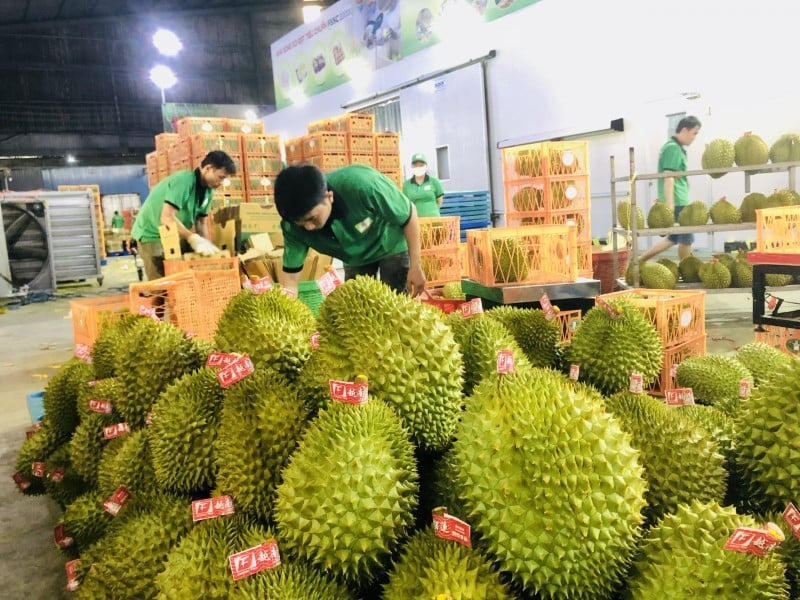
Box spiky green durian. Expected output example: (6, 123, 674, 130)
(96, 428, 157, 497)
(759, 510, 800, 599)
(640, 262, 677, 289)
(735, 341, 791, 385)
(442, 281, 465, 300)
(43, 358, 94, 439)
(769, 133, 800, 163)
(90, 314, 140, 379)
(76, 377, 122, 421)
(452, 369, 647, 599)
(627, 500, 788, 599)
(68, 410, 119, 486)
(59, 490, 116, 551)
(14, 422, 63, 496)
(492, 237, 530, 283)
(699, 260, 732, 289)
(710, 197, 742, 223)
(676, 354, 752, 414)
(714, 253, 736, 270)
(765, 188, 800, 208)
(740, 192, 767, 222)
(678, 201, 709, 226)
(731, 257, 753, 288)
(115, 319, 205, 429)
(735, 134, 770, 167)
(618, 200, 645, 230)
(215, 370, 308, 522)
(766, 273, 794, 286)
(382, 527, 512, 600)
(734, 357, 800, 512)
(149, 368, 224, 494)
(43, 443, 88, 508)
(214, 288, 315, 379)
(657, 257, 679, 279)
(564, 300, 663, 395)
(678, 255, 703, 283)
(605, 391, 726, 524)
(312, 276, 463, 451)
(275, 401, 419, 585)
(702, 139, 736, 177)
(485, 306, 561, 369)
(647, 202, 674, 229)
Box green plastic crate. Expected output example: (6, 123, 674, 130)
(298, 280, 324, 316)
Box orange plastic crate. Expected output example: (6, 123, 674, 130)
(146, 151, 159, 172)
(169, 158, 192, 174)
(755, 325, 800, 355)
(331, 113, 374, 133)
(467, 225, 578, 286)
(555, 309, 582, 344)
(190, 133, 242, 156)
(649, 334, 707, 395)
(244, 156, 282, 178)
(381, 170, 403, 190)
(155, 133, 180, 153)
(420, 216, 460, 250)
(576, 241, 593, 278)
(226, 119, 265, 134)
(303, 132, 347, 155)
(459, 242, 468, 277)
(348, 153, 376, 168)
(163, 256, 239, 276)
(502, 145, 548, 180)
(212, 191, 245, 208)
(501, 140, 588, 181)
(247, 175, 275, 194)
(504, 180, 547, 216)
(547, 175, 590, 211)
(177, 117, 227, 137)
(71, 295, 130, 348)
(128, 269, 241, 341)
(241, 134, 281, 157)
(376, 154, 402, 172)
(348, 132, 376, 154)
(547, 209, 591, 242)
(756, 206, 800, 253)
(308, 153, 348, 172)
(598, 288, 706, 350)
(191, 153, 242, 171)
(147, 171, 160, 189)
(247, 191, 275, 205)
(221, 176, 246, 193)
(422, 247, 462, 287)
(307, 118, 334, 133)
(375, 132, 400, 154)
(284, 136, 304, 162)
(156, 151, 168, 171)
(544, 141, 589, 176)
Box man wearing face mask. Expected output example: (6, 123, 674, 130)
(402, 152, 444, 217)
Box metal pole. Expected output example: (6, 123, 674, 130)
(629, 147, 639, 286)
(610, 154, 618, 286)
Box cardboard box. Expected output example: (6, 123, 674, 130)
(237, 203, 282, 235)
(239, 248, 276, 280)
(246, 233, 274, 253)
(159, 224, 182, 260)
(213, 219, 237, 256)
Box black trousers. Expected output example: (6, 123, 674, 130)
(344, 251, 410, 294)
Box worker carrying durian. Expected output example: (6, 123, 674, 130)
(402, 152, 444, 217)
(132, 150, 236, 280)
(273, 163, 426, 296)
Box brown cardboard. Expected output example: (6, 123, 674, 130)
(246, 233, 274, 253)
(237, 203, 282, 234)
(238, 248, 274, 280)
(213, 219, 237, 256)
(158, 224, 182, 260)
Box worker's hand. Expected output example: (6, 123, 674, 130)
(188, 233, 220, 257)
(407, 263, 427, 297)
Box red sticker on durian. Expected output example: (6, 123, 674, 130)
(88, 399, 113, 414)
(724, 525, 783, 556)
(54, 524, 73, 549)
(316, 269, 342, 297)
(229, 540, 281, 580)
(216, 355, 255, 388)
(138, 304, 161, 321)
(595, 297, 620, 319)
(310, 332, 320, 349)
(496, 350, 515, 374)
(280, 287, 297, 298)
(432, 510, 472, 548)
(32, 462, 46, 478)
(540, 293, 556, 321)
(65, 559, 81, 591)
(460, 298, 484, 318)
(192, 496, 235, 522)
(49, 467, 65, 483)
(783, 503, 800, 541)
(629, 373, 643, 393)
(767, 296, 778, 310)
(665, 387, 694, 407)
(569, 365, 580, 381)
(103, 486, 130, 516)
(206, 352, 240, 368)
(74, 343, 92, 363)
(739, 379, 751, 398)
(248, 276, 273, 295)
(103, 422, 129, 440)
(329, 379, 369, 405)
(12, 471, 30, 491)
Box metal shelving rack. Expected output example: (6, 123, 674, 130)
(609, 147, 800, 286)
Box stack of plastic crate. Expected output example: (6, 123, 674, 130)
(242, 134, 282, 205)
(145, 152, 160, 188)
(167, 138, 192, 174)
(375, 132, 402, 189)
(284, 136, 305, 166)
(348, 131, 376, 168)
(189, 132, 244, 204)
(502, 141, 592, 277)
(302, 131, 348, 173)
(420, 216, 462, 286)
(226, 118, 266, 135)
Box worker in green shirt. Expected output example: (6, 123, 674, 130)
(273, 164, 426, 296)
(111, 210, 125, 233)
(132, 150, 236, 280)
(402, 152, 444, 217)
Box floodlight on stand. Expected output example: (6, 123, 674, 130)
(66, 154, 77, 164)
(244, 109, 258, 122)
(153, 29, 183, 57)
(150, 65, 178, 103)
(303, 2, 322, 23)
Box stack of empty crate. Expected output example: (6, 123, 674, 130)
(501, 141, 592, 277)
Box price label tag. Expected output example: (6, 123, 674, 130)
(783, 503, 800, 541)
(310, 332, 320, 350)
(629, 373, 643, 394)
(87, 380, 99, 387)
(496, 350, 515, 374)
(192, 495, 235, 522)
(103, 486, 131, 516)
(103, 422, 130, 440)
(32, 462, 46, 478)
(280, 287, 297, 298)
(329, 379, 369, 405)
(767, 296, 778, 310)
(12, 471, 31, 491)
(670, 363, 679, 379)
(206, 352, 240, 368)
(316, 269, 342, 297)
(88, 399, 113, 414)
(724, 525, 783, 556)
(138, 304, 161, 321)
(540, 293, 556, 321)
(25, 427, 37, 440)
(49, 467, 65, 483)
(432, 509, 472, 548)
(460, 298, 484, 318)
(216, 355, 255, 388)
(739, 378, 751, 398)
(65, 559, 81, 592)
(595, 297, 620, 320)
(665, 387, 694, 407)
(146, 412, 153, 426)
(74, 343, 92, 364)
(229, 540, 281, 581)
(249, 276, 273, 295)
(569, 364, 580, 381)
(54, 524, 73, 549)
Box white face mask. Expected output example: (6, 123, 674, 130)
(412, 166, 427, 177)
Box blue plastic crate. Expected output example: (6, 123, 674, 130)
(26, 391, 45, 423)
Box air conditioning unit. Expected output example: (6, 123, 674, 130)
(0, 196, 57, 296)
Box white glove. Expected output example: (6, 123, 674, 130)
(188, 233, 220, 257)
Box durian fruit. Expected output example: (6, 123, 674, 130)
(14, 422, 63, 496)
(448, 313, 531, 395)
(452, 369, 647, 599)
(421, 254, 442, 281)
(275, 401, 419, 585)
(90, 314, 140, 379)
(678, 255, 703, 283)
(214, 288, 316, 379)
(492, 237, 530, 283)
(714, 253, 736, 271)
(149, 368, 224, 494)
(701, 138, 735, 177)
(640, 262, 677, 289)
(731, 255, 753, 288)
(710, 196, 742, 223)
(766, 273, 794, 286)
(382, 527, 512, 600)
(311, 276, 463, 451)
(675, 354, 753, 413)
(43, 358, 94, 440)
(68, 410, 117, 486)
(59, 490, 116, 551)
(699, 259, 732, 289)
(511, 186, 542, 212)
(214, 370, 308, 522)
(765, 188, 800, 208)
(740, 192, 767, 222)
(769, 133, 800, 163)
(76, 377, 122, 421)
(626, 500, 788, 599)
(96, 428, 157, 496)
(605, 391, 727, 524)
(564, 300, 663, 395)
(677, 201, 709, 226)
(43, 443, 88, 508)
(231, 555, 357, 600)
(485, 305, 560, 368)
(115, 319, 207, 429)
(735, 341, 791, 385)
(647, 202, 674, 229)
(734, 357, 800, 513)
(442, 281, 465, 300)
(734, 133, 770, 167)
(761, 510, 800, 600)
(618, 200, 644, 230)
(657, 258, 679, 279)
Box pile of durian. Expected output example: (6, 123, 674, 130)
(15, 277, 800, 599)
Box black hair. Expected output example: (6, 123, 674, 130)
(201, 150, 237, 175)
(676, 116, 701, 133)
(274, 164, 327, 222)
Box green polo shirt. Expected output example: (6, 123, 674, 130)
(132, 169, 213, 242)
(402, 174, 444, 217)
(282, 165, 412, 270)
(657, 137, 689, 207)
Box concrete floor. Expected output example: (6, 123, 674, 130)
(0, 255, 779, 598)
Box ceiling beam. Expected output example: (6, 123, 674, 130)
(0, 61, 258, 81)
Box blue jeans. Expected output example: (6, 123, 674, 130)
(667, 206, 695, 245)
